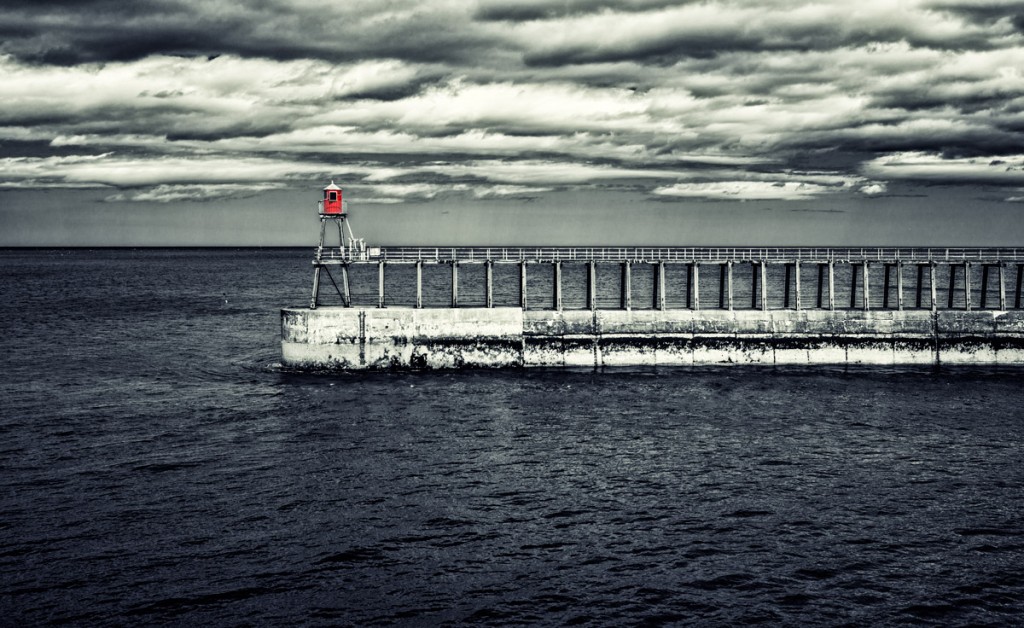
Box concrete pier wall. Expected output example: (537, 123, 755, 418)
(281, 307, 1024, 369)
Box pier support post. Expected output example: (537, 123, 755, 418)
(930, 263, 938, 311)
(948, 263, 957, 309)
(339, 264, 351, 307)
(415, 261, 422, 309)
(553, 261, 563, 311)
(621, 261, 632, 310)
(451, 261, 459, 308)
(378, 261, 386, 308)
(980, 264, 989, 309)
(850, 263, 858, 309)
(760, 262, 768, 312)
(897, 262, 904, 311)
(656, 262, 666, 311)
(587, 261, 597, 310)
(795, 261, 801, 311)
(816, 264, 824, 309)
(719, 264, 727, 309)
(751, 262, 758, 309)
(828, 262, 835, 311)
(999, 264, 1007, 310)
(783, 263, 791, 309)
(520, 261, 528, 310)
(485, 261, 493, 308)
(916, 264, 924, 308)
(965, 262, 972, 311)
(863, 260, 870, 311)
(686, 264, 692, 309)
(693, 263, 701, 311)
(1017, 265, 1023, 309)
(727, 261, 734, 311)
(883, 264, 891, 309)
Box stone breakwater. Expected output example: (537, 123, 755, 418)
(281, 307, 1024, 369)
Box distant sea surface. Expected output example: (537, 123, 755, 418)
(2, 248, 1023, 626)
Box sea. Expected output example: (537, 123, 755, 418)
(2, 248, 1023, 626)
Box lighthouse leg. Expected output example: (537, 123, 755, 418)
(310, 219, 327, 309)
(315, 217, 326, 259)
(310, 265, 321, 310)
(341, 264, 351, 307)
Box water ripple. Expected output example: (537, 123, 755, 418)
(2, 250, 1023, 625)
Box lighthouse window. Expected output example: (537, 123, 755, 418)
(329, 192, 337, 201)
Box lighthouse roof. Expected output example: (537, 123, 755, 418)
(324, 180, 342, 190)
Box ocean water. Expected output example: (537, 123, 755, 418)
(2, 248, 1023, 626)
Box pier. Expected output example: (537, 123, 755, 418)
(284, 246, 1024, 369)
(308, 247, 1024, 314)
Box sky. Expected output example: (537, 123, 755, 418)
(2, 0, 1024, 246)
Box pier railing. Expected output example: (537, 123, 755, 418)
(368, 247, 1022, 263)
(309, 254, 1024, 312)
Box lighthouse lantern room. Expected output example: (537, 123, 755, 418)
(319, 181, 345, 215)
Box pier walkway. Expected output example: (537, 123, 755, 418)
(324, 246, 1024, 264)
(309, 246, 1024, 312)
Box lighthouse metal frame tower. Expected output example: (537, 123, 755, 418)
(310, 182, 365, 309)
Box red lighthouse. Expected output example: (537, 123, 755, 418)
(310, 180, 365, 309)
(319, 181, 345, 215)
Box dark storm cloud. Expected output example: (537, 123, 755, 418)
(784, 124, 1024, 159)
(517, 3, 1016, 67)
(927, 0, 1024, 24)
(2, 0, 1024, 206)
(473, 0, 689, 21)
(0, 0, 501, 65)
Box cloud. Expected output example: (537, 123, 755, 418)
(104, 183, 286, 203)
(474, 0, 687, 22)
(859, 183, 888, 195)
(0, 1, 521, 68)
(351, 182, 555, 204)
(1, 0, 1023, 209)
(513, 1, 1016, 65)
(862, 152, 1024, 184)
(0, 153, 337, 188)
(654, 179, 851, 201)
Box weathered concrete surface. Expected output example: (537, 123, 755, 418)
(282, 306, 523, 369)
(282, 307, 1024, 369)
